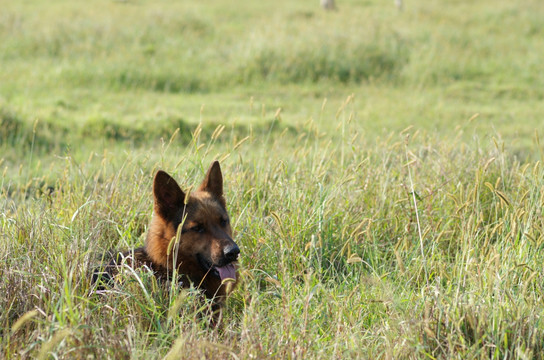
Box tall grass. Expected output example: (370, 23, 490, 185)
(2, 0, 544, 358)
(2, 102, 544, 358)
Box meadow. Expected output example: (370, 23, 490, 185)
(1, 0, 544, 358)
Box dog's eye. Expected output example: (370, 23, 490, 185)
(220, 218, 229, 227)
(190, 224, 205, 233)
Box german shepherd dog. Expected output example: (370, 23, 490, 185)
(92, 161, 239, 307)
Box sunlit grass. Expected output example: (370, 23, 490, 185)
(3, 102, 544, 357)
(2, 0, 544, 358)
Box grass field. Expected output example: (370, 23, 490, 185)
(2, 0, 544, 358)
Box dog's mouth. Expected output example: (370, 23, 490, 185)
(197, 254, 237, 281)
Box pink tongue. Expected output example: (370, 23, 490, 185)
(215, 264, 236, 281)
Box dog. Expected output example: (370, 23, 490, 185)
(92, 161, 239, 307)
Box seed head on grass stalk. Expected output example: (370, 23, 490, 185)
(404, 133, 429, 288)
(36, 328, 72, 360)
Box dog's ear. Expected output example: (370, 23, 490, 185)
(199, 161, 223, 198)
(153, 170, 185, 218)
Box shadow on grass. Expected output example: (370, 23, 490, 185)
(0, 107, 297, 152)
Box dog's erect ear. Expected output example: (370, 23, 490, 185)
(199, 161, 223, 198)
(153, 170, 185, 218)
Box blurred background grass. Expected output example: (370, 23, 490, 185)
(1, 0, 543, 160)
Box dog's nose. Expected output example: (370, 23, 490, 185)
(224, 243, 240, 262)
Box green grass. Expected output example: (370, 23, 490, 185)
(2, 0, 544, 358)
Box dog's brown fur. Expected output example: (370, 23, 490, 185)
(93, 161, 239, 305)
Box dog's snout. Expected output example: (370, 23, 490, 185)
(223, 243, 240, 262)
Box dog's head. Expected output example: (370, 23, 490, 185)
(146, 161, 239, 298)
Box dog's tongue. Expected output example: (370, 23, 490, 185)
(215, 264, 236, 281)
